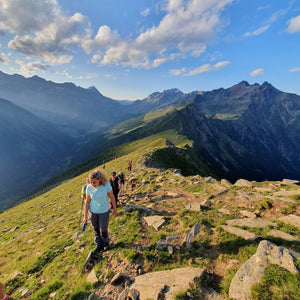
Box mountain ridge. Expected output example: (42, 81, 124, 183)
(1, 70, 299, 210)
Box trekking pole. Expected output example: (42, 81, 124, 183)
(77, 197, 85, 237)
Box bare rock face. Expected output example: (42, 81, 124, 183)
(128, 267, 204, 300)
(267, 229, 300, 242)
(226, 218, 276, 228)
(221, 225, 260, 241)
(229, 240, 298, 300)
(184, 221, 201, 248)
(279, 214, 300, 229)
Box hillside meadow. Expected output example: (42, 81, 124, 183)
(0, 129, 299, 299)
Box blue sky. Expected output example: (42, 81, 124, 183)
(0, 0, 299, 100)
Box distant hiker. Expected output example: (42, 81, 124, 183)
(81, 177, 90, 200)
(0, 282, 11, 299)
(83, 169, 117, 252)
(128, 160, 132, 171)
(103, 161, 105, 169)
(119, 171, 125, 195)
(110, 172, 120, 207)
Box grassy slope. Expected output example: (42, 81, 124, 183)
(1, 110, 299, 299)
(0, 130, 191, 299)
(22, 106, 199, 202)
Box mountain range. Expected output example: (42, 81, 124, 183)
(0, 98, 77, 209)
(0, 71, 135, 135)
(0, 70, 299, 210)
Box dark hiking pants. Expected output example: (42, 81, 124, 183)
(91, 211, 110, 247)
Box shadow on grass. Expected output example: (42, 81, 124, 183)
(218, 238, 258, 255)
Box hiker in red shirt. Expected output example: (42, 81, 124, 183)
(127, 160, 132, 171)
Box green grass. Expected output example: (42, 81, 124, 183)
(31, 279, 64, 300)
(251, 262, 300, 300)
(109, 210, 142, 244)
(1, 125, 300, 299)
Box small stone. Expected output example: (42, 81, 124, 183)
(87, 269, 98, 284)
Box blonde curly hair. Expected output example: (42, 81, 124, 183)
(88, 169, 108, 186)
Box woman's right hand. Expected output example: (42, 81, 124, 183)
(83, 217, 87, 224)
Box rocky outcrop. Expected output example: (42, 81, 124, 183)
(143, 216, 165, 231)
(184, 221, 201, 248)
(221, 225, 260, 241)
(279, 214, 300, 229)
(226, 218, 276, 228)
(267, 229, 300, 242)
(229, 240, 298, 299)
(126, 267, 204, 300)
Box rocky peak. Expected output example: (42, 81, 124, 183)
(87, 85, 102, 96)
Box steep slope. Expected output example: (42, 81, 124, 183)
(54, 81, 300, 185)
(113, 80, 300, 181)
(0, 71, 134, 134)
(114, 82, 300, 181)
(188, 82, 300, 181)
(0, 98, 77, 210)
(0, 139, 299, 299)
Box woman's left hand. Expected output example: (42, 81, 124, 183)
(112, 208, 117, 217)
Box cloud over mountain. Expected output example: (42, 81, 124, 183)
(0, 0, 234, 68)
(88, 0, 234, 68)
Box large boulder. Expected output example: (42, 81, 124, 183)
(229, 240, 298, 299)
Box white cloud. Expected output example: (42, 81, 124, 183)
(169, 67, 186, 76)
(258, 5, 270, 11)
(166, 0, 183, 11)
(141, 8, 151, 17)
(287, 15, 300, 33)
(289, 67, 300, 72)
(82, 25, 120, 54)
(0, 52, 11, 65)
(267, 4, 292, 24)
(56, 70, 72, 79)
(78, 73, 97, 80)
(1, 0, 89, 64)
(243, 25, 270, 37)
(85, 73, 97, 79)
(0, 0, 57, 35)
(250, 68, 264, 76)
(89, 0, 234, 68)
(170, 60, 230, 76)
(0, 0, 234, 70)
(91, 54, 102, 64)
(15, 58, 49, 75)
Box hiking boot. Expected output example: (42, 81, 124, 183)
(104, 244, 111, 251)
(94, 245, 104, 253)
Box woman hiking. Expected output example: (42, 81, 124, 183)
(83, 169, 117, 252)
(109, 171, 120, 207)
